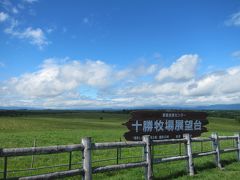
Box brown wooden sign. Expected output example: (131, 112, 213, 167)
(123, 111, 208, 141)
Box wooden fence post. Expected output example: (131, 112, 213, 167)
(31, 139, 36, 168)
(179, 142, 182, 156)
(234, 133, 240, 161)
(82, 137, 92, 180)
(3, 156, 7, 180)
(183, 134, 194, 176)
(119, 137, 122, 160)
(69, 151, 72, 170)
(142, 135, 153, 180)
(211, 132, 222, 169)
(116, 142, 119, 164)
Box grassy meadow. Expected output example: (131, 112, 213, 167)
(0, 110, 240, 179)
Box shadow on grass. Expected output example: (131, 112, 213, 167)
(154, 158, 238, 180)
(221, 158, 237, 167)
(154, 169, 187, 180)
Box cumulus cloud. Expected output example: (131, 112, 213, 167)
(4, 26, 49, 49)
(6, 59, 113, 98)
(155, 54, 199, 82)
(0, 12, 8, 22)
(225, 11, 240, 27)
(116, 64, 157, 80)
(184, 67, 240, 96)
(1, 55, 240, 108)
(113, 55, 240, 107)
(6, 58, 160, 99)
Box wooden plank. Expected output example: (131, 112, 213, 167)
(93, 162, 147, 173)
(82, 137, 92, 180)
(93, 141, 145, 150)
(152, 138, 186, 145)
(220, 148, 238, 153)
(19, 168, 84, 180)
(153, 155, 188, 164)
(218, 136, 238, 140)
(192, 151, 216, 158)
(191, 137, 212, 142)
(0, 144, 84, 157)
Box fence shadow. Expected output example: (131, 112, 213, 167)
(154, 158, 238, 180)
(221, 158, 237, 167)
(154, 170, 187, 180)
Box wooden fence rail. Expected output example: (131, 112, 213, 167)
(1, 132, 240, 180)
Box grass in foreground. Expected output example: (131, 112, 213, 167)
(0, 110, 240, 179)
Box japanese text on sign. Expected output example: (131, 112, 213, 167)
(132, 119, 202, 133)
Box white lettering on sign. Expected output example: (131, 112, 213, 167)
(143, 120, 153, 132)
(165, 120, 174, 131)
(154, 120, 164, 132)
(175, 120, 184, 131)
(163, 113, 185, 118)
(185, 120, 193, 131)
(131, 119, 203, 133)
(132, 120, 142, 132)
(194, 120, 202, 130)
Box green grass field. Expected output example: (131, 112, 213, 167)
(0, 110, 240, 179)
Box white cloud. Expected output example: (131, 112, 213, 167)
(155, 54, 199, 82)
(113, 55, 240, 107)
(1, 1, 50, 49)
(232, 50, 240, 59)
(6, 59, 114, 98)
(4, 58, 159, 100)
(225, 11, 240, 27)
(116, 64, 157, 80)
(4, 26, 49, 49)
(0, 12, 8, 22)
(1, 55, 240, 108)
(23, 0, 38, 3)
(184, 66, 240, 96)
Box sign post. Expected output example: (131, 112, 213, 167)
(123, 111, 208, 141)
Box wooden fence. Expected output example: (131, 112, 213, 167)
(0, 132, 240, 180)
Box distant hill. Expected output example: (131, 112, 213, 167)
(195, 104, 240, 110)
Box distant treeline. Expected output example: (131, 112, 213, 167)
(0, 109, 132, 117)
(0, 109, 239, 116)
(206, 110, 240, 122)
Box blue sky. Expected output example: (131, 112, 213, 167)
(0, 0, 240, 108)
